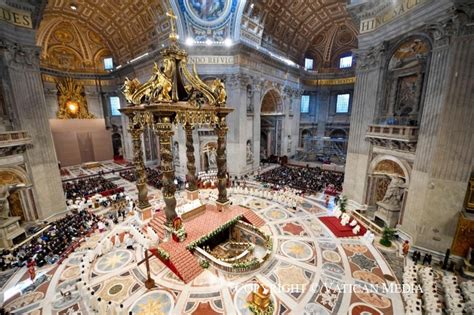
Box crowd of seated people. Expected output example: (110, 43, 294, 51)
(255, 166, 343, 194)
(63, 176, 118, 199)
(119, 167, 163, 189)
(146, 168, 162, 188)
(0, 210, 99, 271)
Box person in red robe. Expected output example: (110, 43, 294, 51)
(402, 240, 410, 258)
(27, 259, 36, 281)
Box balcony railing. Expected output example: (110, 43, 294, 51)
(366, 124, 419, 141)
(365, 124, 418, 152)
(0, 131, 32, 148)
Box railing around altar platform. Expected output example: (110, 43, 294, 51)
(351, 210, 384, 234)
(193, 220, 272, 273)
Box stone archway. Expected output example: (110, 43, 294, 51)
(366, 155, 411, 228)
(0, 167, 35, 221)
(300, 129, 311, 148)
(329, 128, 347, 139)
(260, 89, 283, 158)
(261, 89, 282, 113)
(112, 132, 123, 158)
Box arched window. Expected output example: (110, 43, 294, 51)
(339, 53, 353, 69)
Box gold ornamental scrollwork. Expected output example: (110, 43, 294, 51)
(175, 111, 217, 126)
(56, 77, 95, 119)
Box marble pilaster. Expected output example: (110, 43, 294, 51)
(400, 13, 474, 252)
(0, 38, 66, 219)
(343, 44, 387, 204)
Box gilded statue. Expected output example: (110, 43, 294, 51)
(122, 78, 142, 104)
(210, 79, 227, 105)
(151, 60, 172, 102)
(56, 77, 95, 119)
(248, 282, 271, 312)
(122, 59, 173, 105)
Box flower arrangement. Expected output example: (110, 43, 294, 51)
(338, 195, 348, 213)
(156, 247, 170, 260)
(266, 237, 273, 251)
(248, 300, 274, 315)
(232, 258, 259, 270)
(173, 226, 187, 242)
(200, 259, 210, 269)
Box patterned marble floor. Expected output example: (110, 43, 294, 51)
(0, 189, 404, 315)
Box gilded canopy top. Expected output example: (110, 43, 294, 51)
(121, 14, 227, 109)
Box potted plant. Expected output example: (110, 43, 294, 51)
(338, 195, 348, 213)
(380, 226, 396, 247)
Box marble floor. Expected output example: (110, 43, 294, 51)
(1, 180, 405, 314)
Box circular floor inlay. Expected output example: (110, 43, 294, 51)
(322, 250, 341, 263)
(95, 249, 133, 273)
(109, 284, 124, 295)
(264, 208, 288, 220)
(61, 265, 80, 280)
(281, 240, 313, 261)
(130, 290, 174, 314)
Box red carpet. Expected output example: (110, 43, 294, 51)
(319, 216, 366, 238)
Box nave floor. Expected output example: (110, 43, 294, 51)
(1, 190, 404, 315)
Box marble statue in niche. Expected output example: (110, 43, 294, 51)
(173, 141, 180, 167)
(246, 85, 254, 113)
(208, 147, 217, 169)
(246, 140, 253, 163)
(287, 135, 292, 153)
(381, 176, 406, 207)
(0, 184, 25, 219)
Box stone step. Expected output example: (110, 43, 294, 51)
(165, 247, 202, 283)
(243, 210, 266, 227)
(149, 212, 167, 239)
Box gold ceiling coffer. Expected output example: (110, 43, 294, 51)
(120, 10, 233, 227)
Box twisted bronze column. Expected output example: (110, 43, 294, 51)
(215, 117, 229, 204)
(155, 117, 177, 224)
(185, 123, 197, 191)
(129, 127, 150, 209)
